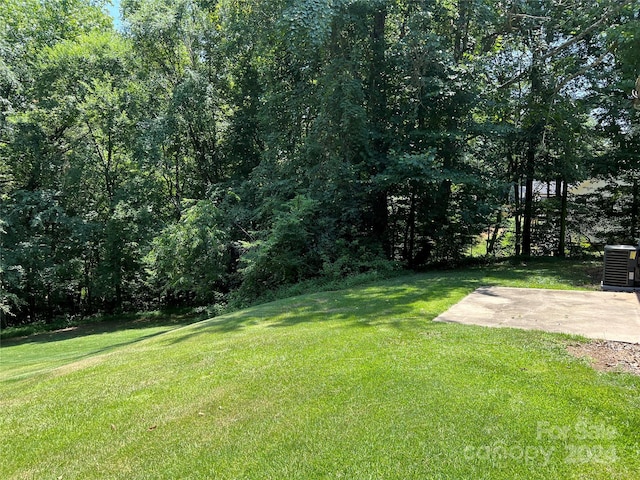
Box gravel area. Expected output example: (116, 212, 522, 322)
(567, 341, 640, 376)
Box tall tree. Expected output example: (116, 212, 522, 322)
(480, 0, 630, 256)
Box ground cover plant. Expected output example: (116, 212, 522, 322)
(1, 259, 638, 479)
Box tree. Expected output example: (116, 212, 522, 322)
(478, 0, 630, 256)
(146, 199, 229, 304)
(3, 0, 640, 324)
(1, 190, 82, 322)
(31, 31, 149, 312)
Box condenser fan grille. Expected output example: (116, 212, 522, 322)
(602, 245, 638, 289)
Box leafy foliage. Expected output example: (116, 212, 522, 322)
(1, 0, 638, 324)
(146, 200, 228, 304)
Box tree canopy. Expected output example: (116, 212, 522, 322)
(2, 0, 639, 325)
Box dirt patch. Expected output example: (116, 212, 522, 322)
(567, 341, 640, 376)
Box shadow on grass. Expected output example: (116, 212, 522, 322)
(0, 310, 208, 349)
(165, 259, 595, 343)
(0, 311, 217, 382)
(162, 282, 473, 346)
(4, 258, 602, 349)
(164, 258, 601, 345)
(1, 329, 181, 383)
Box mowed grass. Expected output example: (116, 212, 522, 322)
(1, 260, 639, 479)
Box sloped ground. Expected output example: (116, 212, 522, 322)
(2, 269, 640, 479)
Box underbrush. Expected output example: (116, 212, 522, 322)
(1, 256, 602, 342)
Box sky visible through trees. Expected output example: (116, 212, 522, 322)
(105, 1, 122, 30)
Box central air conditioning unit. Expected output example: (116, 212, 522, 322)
(601, 245, 640, 291)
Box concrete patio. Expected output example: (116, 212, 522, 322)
(434, 287, 640, 343)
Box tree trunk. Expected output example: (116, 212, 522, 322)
(454, 0, 471, 61)
(487, 209, 503, 255)
(557, 179, 568, 257)
(369, 7, 390, 256)
(407, 188, 417, 267)
(631, 178, 639, 242)
(514, 181, 522, 256)
(522, 46, 544, 257)
(522, 158, 534, 257)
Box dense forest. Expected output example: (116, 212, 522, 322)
(1, 0, 639, 325)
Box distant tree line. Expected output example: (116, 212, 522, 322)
(1, 0, 639, 325)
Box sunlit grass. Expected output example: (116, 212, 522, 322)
(2, 259, 637, 479)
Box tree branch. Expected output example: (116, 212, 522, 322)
(496, 68, 529, 91)
(510, 13, 551, 22)
(495, 1, 632, 92)
(553, 49, 614, 95)
(538, 12, 612, 63)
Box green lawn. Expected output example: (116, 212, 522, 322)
(1, 260, 638, 479)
